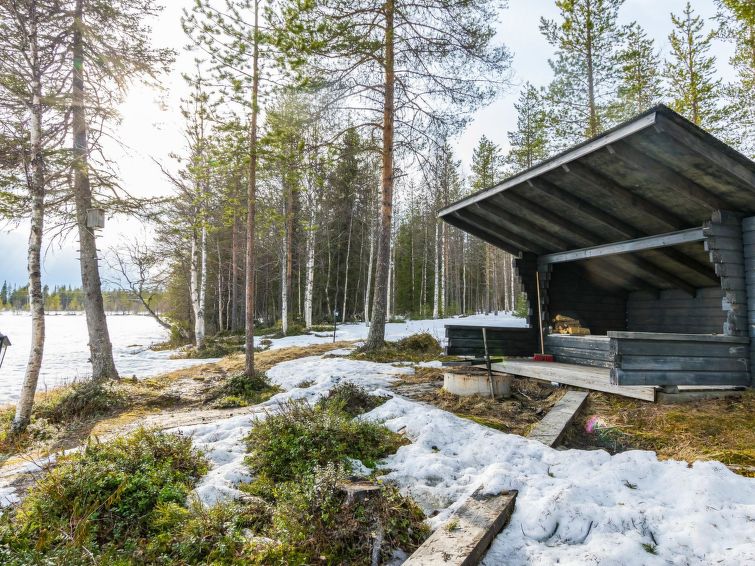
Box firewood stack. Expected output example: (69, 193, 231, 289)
(552, 314, 591, 336)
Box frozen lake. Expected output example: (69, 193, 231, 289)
(0, 313, 215, 405)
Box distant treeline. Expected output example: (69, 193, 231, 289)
(0, 282, 167, 314)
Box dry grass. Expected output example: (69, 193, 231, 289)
(563, 390, 755, 477)
(394, 367, 564, 435)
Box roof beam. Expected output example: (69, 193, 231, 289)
(563, 161, 684, 230)
(526, 178, 637, 240)
(525, 177, 717, 284)
(437, 111, 658, 217)
(491, 192, 599, 247)
(538, 227, 706, 265)
(654, 113, 755, 193)
(444, 213, 522, 256)
(455, 208, 546, 253)
(470, 203, 572, 250)
(608, 140, 734, 210)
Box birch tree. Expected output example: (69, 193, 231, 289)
(276, 0, 512, 350)
(0, 0, 66, 433)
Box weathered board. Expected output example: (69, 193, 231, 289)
(544, 334, 615, 368)
(609, 331, 750, 386)
(445, 325, 535, 357)
(527, 390, 589, 447)
(627, 287, 725, 334)
(403, 487, 517, 566)
(491, 359, 656, 401)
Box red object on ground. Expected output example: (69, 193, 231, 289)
(533, 353, 554, 362)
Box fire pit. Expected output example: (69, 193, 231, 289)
(443, 370, 512, 399)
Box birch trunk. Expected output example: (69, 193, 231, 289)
(440, 222, 446, 317)
(341, 205, 354, 323)
(72, 0, 118, 381)
(13, 4, 45, 433)
(244, 0, 260, 376)
(364, 0, 394, 350)
(432, 221, 440, 319)
(304, 206, 316, 329)
(281, 223, 288, 335)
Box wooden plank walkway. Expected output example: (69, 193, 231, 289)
(527, 391, 589, 447)
(491, 359, 656, 401)
(403, 487, 517, 566)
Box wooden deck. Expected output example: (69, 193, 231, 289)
(491, 359, 656, 401)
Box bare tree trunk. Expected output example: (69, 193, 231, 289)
(73, 0, 118, 381)
(432, 220, 440, 319)
(364, 193, 375, 323)
(462, 235, 466, 314)
(244, 0, 260, 376)
(304, 204, 316, 329)
(485, 244, 491, 314)
(441, 222, 447, 318)
(341, 204, 354, 323)
(281, 215, 288, 335)
(231, 183, 240, 331)
(13, 4, 45, 433)
(364, 0, 394, 350)
(217, 240, 224, 332)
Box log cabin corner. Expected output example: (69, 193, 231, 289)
(439, 105, 755, 403)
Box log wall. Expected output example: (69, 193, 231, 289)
(705, 210, 748, 336)
(543, 334, 614, 368)
(626, 287, 725, 334)
(445, 325, 536, 357)
(609, 331, 750, 386)
(743, 216, 755, 385)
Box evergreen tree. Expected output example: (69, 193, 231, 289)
(540, 0, 627, 145)
(716, 0, 755, 155)
(507, 83, 550, 172)
(664, 2, 722, 130)
(471, 136, 502, 191)
(276, 0, 512, 351)
(614, 22, 663, 119)
(0, 281, 7, 306)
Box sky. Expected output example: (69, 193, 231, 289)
(0, 0, 735, 288)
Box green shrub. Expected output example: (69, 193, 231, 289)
(268, 463, 428, 564)
(245, 401, 406, 485)
(210, 373, 278, 406)
(317, 383, 389, 417)
(350, 332, 442, 363)
(1, 429, 208, 557)
(34, 380, 125, 424)
(146, 498, 272, 563)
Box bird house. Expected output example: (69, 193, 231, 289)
(86, 208, 105, 229)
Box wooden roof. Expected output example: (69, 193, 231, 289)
(439, 105, 755, 292)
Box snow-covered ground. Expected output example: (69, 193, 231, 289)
(175, 349, 755, 565)
(262, 312, 526, 350)
(0, 313, 218, 404)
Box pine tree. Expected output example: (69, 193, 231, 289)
(507, 83, 550, 172)
(540, 0, 627, 145)
(664, 2, 722, 130)
(716, 0, 755, 155)
(276, 0, 512, 351)
(614, 22, 663, 119)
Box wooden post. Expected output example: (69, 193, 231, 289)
(535, 271, 544, 355)
(482, 328, 494, 400)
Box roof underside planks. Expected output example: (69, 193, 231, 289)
(440, 105, 755, 293)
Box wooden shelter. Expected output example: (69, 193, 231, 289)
(440, 105, 755, 401)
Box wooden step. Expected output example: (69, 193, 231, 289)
(527, 390, 589, 447)
(403, 487, 517, 566)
